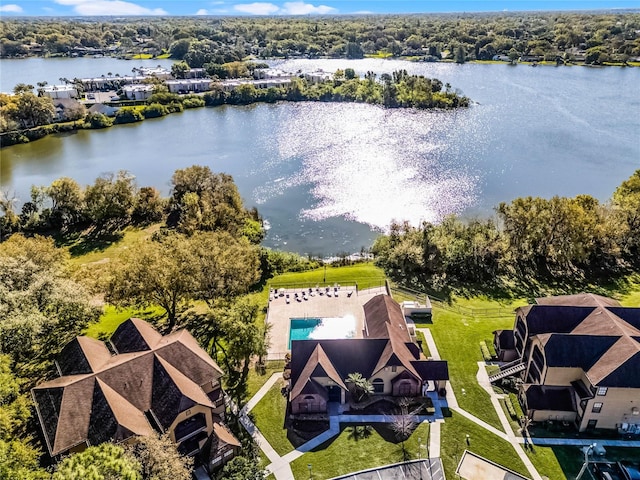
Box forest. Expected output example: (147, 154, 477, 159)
(2, 12, 640, 64)
(372, 170, 640, 297)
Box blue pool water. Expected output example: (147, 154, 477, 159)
(288, 316, 356, 349)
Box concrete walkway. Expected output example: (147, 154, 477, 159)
(418, 328, 545, 480)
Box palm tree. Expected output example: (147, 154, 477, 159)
(345, 372, 374, 403)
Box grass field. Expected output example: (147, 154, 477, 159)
(527, 445, 640, 480)
(247, 360, 285, 400)
(290, 423, 430, 480)
(251, 379, 295, 456)
(269, 263, 386, 291)
(440, 411, 529, 479)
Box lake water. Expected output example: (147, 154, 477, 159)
(1, 58, 639, 256)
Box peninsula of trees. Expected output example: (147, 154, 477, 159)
(0, 68, 468, 147)
(2, 12, 639, 65)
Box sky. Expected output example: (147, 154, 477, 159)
(0, 0, 638, 16)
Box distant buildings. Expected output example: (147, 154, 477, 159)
(494, 294, 640, 434)
(42, 84, 78, 99)
(32, 319, 239, 472)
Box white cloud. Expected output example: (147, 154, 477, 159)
(195, 8, 209, 14)
(234, 1, 336, 15)
(54, 0, 167, 15)
(234, 2, 279, 14)
(281, 1, 336, 15)
(0, 4, 23, 12)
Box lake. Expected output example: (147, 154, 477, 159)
(1, 58, 639, 256)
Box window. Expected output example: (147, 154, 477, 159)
(592, 402, 603, 413)
(391, 366, 397, 373)
(597, 387, 608, 396)
(587, 419, 598, 429)
(372, 378, 384, 394)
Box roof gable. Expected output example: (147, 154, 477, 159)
(57, 337, 112, 375)
(111, 318, 163, 353)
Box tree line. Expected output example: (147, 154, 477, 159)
(1, 69, 467, 147)
(2, 12, 640, 64)
(372, 170, 640, 295)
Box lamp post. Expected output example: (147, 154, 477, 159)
(308, 463, 312, 479)
(575, 443, 597, 480)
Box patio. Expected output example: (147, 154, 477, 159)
(265, 285, 389, 359)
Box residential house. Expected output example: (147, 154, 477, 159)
(494, 294, 640, 433)
(42, 84, 78, 99)
(166, 79, 212, 94)
(122, 84, 154, 101)
(288, 294, 449, 415)
(32, 319, 239, 472)
(53, 99, 85, 122)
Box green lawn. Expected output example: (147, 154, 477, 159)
(270, 263, 386, 291)
(416, 301, 521, 430)
(251, 379, 294, 456)
(526, 445, 640, 480)
(247, 360, 285, 400)
(290, 422, 430, 480)
(440, 411, 529, 479)
(85, 305, 166, 339)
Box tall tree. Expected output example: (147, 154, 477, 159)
(47, 176, 84, 229)
(84, 170, 137, 229)
(212, 298, 269, 406)
(53, 443, 141, 480)
(106, 234, 199, 332)
(124, 434, 192, 480)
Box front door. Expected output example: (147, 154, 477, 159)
(327, 386, 341, 402)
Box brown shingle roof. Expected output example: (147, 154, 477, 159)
(520, 294, 640, 388)
(290, 344, 347, 399)
(32, 320, 224, 456)
(536, 293, 621, 308)
(290, 295, 448, 405)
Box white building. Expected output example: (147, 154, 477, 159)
(137, 66, 172, 79)
(166, 79, 212, 94)
(122, 84, 154, 101)
(42, 85, 78, 99)
(253, 68, 295, 80)
(303, 69, 333, 83)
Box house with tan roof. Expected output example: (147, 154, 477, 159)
(288, 294, 448, 415)
(494, 294, 640, 434)
(32, 319, 240, 472)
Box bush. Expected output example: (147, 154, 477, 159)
(142, 103, 168, 118)
(509, 393, 524, 418)
(166, 102, 184, 113)
(479, 341, 493, 362)
(182, 96, 205, 108)
(86, 112, 113, 129)
(502, 398, 517, 418)
(114, 107, 144, 124)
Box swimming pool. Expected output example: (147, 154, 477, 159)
(288, 316, 356, 348)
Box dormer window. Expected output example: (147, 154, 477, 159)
(596, 387, 607, 396)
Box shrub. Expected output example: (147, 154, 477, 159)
(182, 96, 205, 108)
(86, 112, 113, 129)
(142, 103, 168, 118)
(114, 107, 144, 124)
(479, 340, 492, 362)
(502, 398, 517, 418)
(509, 393, 524, 418)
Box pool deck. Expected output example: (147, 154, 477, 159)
(265, 285, 388, 359)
